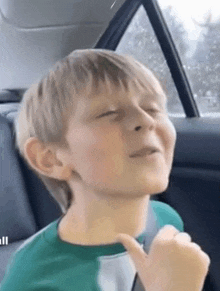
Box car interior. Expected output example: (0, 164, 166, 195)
(0, 0, 219, 290)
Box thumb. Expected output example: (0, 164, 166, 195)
(115, 233, 150, 286)
(115, 233, 148, 262)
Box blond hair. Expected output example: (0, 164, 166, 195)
(13, 49, 165, 214)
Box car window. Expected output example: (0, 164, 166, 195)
(158, 0, 220, 117)
(116, 5, 185, 117)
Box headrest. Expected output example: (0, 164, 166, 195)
(0, 0, 126, 89)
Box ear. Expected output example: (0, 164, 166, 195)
(24, 137, 72, 181)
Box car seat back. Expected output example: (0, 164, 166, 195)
(0, 90, 62, 282)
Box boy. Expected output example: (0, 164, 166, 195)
(0, 49, 208, 290)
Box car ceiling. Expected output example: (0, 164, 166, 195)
(0, 0, 126, 90)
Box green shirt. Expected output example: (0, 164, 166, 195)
(0, 201, 184, 291)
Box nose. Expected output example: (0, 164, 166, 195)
(130, 107, 155, 132)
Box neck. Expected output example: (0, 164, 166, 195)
(58, 194, 150, 246)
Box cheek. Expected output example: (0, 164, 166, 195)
(159, 118, 176, 162)
(167, 124, 176, 166)
(170, 121, 177, 150)
(91, 127, 125, 168)
(74, 126, 125, 177)
(91, 126, 124, 152)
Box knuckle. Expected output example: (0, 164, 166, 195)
(190, 242, 201, 249)
(174, 232, 192, 241)
(202, 252, 211, 265)
(164, 224, 178, 231)
(171, 239, 185, 249)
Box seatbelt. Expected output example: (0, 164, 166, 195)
(131, 201, 161, 291)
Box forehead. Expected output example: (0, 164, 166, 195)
(84, 78, 166, 107)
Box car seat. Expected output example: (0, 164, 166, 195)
(0, 90, 62, 282)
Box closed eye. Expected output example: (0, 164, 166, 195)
(146, 108, 160, 114)
(98, 108, 160, 119)
(98, 111, 117, 118)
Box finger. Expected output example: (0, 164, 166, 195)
(174, 232, 192, 242)
(115, 234, 147, 257)
(190, 242, 202, 250)
(174, 233, 202, 251)
(115, 233, 149, 264)
(202, 252, 211, 267)
(154, 225, 180, 243)
(115, 233, 150, 287)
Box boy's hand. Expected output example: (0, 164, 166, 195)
(115, 225, 211, 291)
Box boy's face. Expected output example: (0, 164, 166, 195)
(59, 78, 176, 199)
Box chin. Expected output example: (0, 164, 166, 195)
(145, 176, 169, 195)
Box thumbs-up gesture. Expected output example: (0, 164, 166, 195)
(115, 225, 211, 291)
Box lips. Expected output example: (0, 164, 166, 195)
(130, 146, 160, 158)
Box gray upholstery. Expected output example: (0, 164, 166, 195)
(0, 240, 26, 283)
(0, 0, 123, 27)
(0, 113, 37, 241)
(0, 90, 62, 283)
(171, 117, 220, 167)
(0, 0, 126, 90)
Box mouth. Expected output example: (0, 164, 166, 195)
(130, 146, 160, 158)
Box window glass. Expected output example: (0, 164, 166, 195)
(116, 5, 185, 117)
(158, 0, 220, 117)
